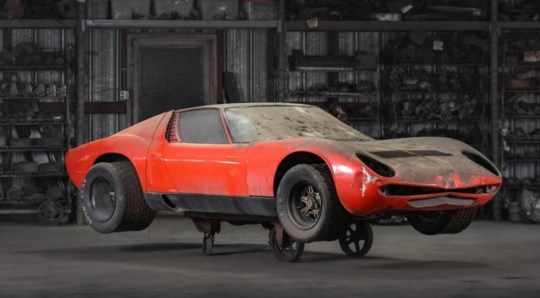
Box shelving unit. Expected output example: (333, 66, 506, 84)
(0, 24, 74, 224)
(499, 28, 540, 222)
(381, 50, 489, 153)
(283, 31, 382, 138)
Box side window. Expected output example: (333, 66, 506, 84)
(179, 109, 228, 144)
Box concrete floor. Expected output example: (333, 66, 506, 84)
(0, 216, 539, 298)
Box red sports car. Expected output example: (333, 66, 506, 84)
(66, 103, 501, 262)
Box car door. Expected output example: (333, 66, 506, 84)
(161, 108, 248, 197)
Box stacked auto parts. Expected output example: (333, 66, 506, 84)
(500, 29, 540, 220)
(285, 0, 488, 21)
(381, 32, 489, 152)
(0, 40, 73, 225)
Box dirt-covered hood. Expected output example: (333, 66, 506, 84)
(336, 137, 501, 187)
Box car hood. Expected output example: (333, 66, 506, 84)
(335, 137, 500, 187)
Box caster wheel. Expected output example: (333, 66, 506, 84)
(203, 233, 214, 256)
(269, 227, 304, 262)
(338, 220, 373, 258)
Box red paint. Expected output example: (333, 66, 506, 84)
(66, 105, 502, 218)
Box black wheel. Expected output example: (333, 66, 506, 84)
(80, 161, 156, 233)
(339, 220, 373, 258)
(202, 233, 214, 256)
(407, 208, 477, 235)
(269, 227, 304, 263)
(276, 164, 346, 243)
(37, 200, 66, 226)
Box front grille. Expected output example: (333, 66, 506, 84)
(380, 185, 490, 196)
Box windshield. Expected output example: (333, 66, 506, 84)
(223, 105, 372, 143)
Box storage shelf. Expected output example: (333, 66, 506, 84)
(0, 119, 65, 125)
(290, 91, 376, 97)
(503, 89, 540, 94)
(504, 157, 540, 162)
(0, 147, 66, 152)
(395, 118, 483, 123)
(286, 21, 489, 32)
(498, 22, 540, 30)
(289, 67, 376, 72)
(505, 114, 540, 119)
(504, 183, 540, 189)
(0, 197, 66, 204)
(0, 20, 76, 29)
(0, 66, 66, 71)
(0, 172, 67, 178)
(0, 96, 66, 101)
(388, 61, 485, 66)
(347, 118, 378, 123)
(395, 89, 483, 94)
(502, 63, 540, 68)
(85, 20, 279, 29)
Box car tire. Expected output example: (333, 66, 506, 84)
(276, 164, 347, 243)
(407, 208, 477, 235)
(80, 161, 156, 233)
(442, 208, 477, 234)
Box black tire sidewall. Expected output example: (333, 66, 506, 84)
(407, 212, 452, 235)
(276, 165, 333, 242)
(339, 221, 373, 258)
(81, 163, 127, 233)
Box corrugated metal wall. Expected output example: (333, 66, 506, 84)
(85, 0, 273, 141)
(85, 0, 123, 143)
(225, 30, 272, 102)
(286, 31, 382, 138)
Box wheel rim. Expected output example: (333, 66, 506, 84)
(288, 182, 322, 229)
(340, 221, 372, 257)
(270, 228, 303, 262)
(89, 177, 116, 222)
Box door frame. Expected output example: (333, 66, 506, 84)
(127, 33, 218, 124)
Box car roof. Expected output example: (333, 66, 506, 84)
(175, 102, 313, 112)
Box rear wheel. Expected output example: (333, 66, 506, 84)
(276, 164, 346, 243)
(81, 161, 156, 233)
(407, 208, 477, 235)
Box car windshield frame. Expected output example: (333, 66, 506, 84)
(222, 105, 373, 144)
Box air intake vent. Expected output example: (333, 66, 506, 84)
(462, 151, 499, 176)
(356, 153, 395, 177)
(166, 112, 180, 142)
(370, 150, 452, 159)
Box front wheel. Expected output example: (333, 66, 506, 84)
(407, 208, 477, 235)
(276, 164, 346, 243)
(338, 220, 373, 258)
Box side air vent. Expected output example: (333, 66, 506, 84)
(356, 153, 395, 177)
(166, 112, 180, 142)
(370, 150, 452, 159)
(462, 151, 499, 176)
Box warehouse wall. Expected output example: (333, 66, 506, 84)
(84, 1, 273, 142)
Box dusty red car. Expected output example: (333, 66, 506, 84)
(66, 103, 501, 262)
